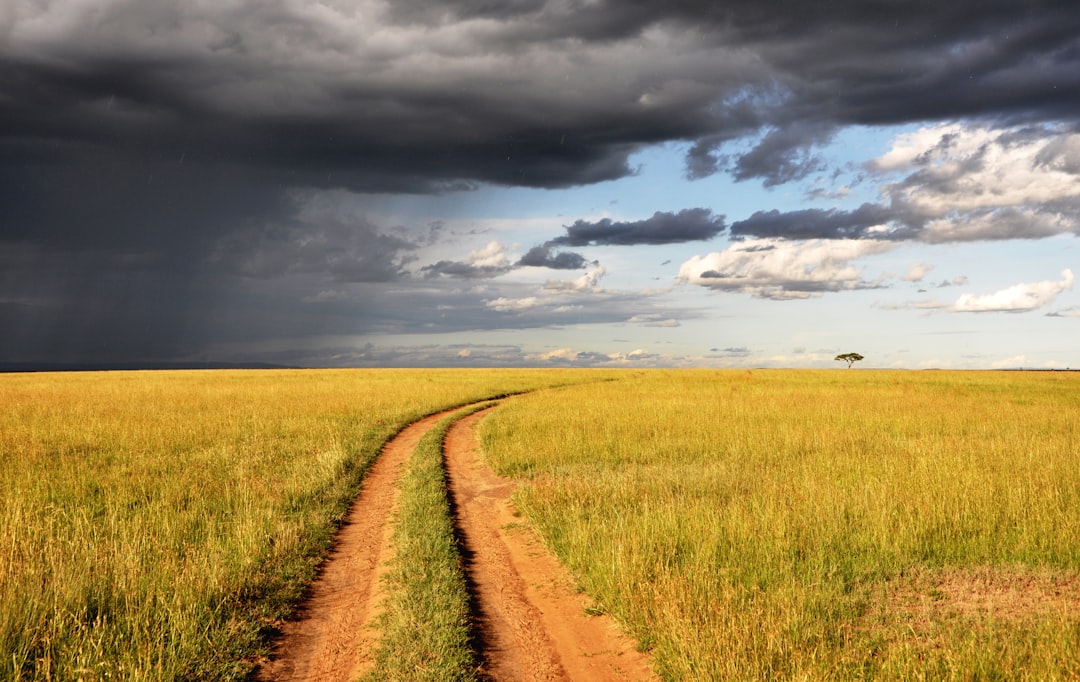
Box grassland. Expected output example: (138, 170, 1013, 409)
(0, 369, 592, 681)
(480, 370, 1080, 680)
(5, 368, 1080, 681)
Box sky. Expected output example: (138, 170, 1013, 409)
(3, 0, 1080, 369)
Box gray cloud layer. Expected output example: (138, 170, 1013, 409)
(553, 209, 726, 246)
(421, 208, 725, 281)
(730, 123, 1080, 243)
(5, 1, 1077, 211)
(518, 245, 594, 270)
(3, 0, 1079, 363)
(731, 204, 900, 241)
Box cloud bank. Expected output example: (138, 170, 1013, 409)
(678, 239, 894, 300)
(3, 0, 1080, 364)
(553, 209, 726, 246)
(680, 123, 1080, 311)
(728, 124, 1080, 244)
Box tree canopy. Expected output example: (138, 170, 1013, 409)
(835, 352, 864, 368)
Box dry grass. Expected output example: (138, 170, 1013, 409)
(6, 368, 1079, 680)
(480, 369, 1080, 680)
(0, 369, 594, 680)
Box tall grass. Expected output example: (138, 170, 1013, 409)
(480, 370, 1080, 680)
(0, 369, 593, 680)
(9, 368, 1078, 680)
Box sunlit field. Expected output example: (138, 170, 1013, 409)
(0, 369, 591, 681)
(5, 368, 1080, 680)
(481, 370, 1080, 680)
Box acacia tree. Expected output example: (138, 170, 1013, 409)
(835, 352, 864, 368)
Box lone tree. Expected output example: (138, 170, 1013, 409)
(835, 352, 864, 368)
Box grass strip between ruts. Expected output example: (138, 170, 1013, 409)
(364, 403, 494, 682)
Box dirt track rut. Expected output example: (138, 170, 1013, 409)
(256, 403, 655, 681)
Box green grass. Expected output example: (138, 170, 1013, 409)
(365, 405, 492, 682)
(479, 370, 1080, 680)
(0, 369, 597, 681)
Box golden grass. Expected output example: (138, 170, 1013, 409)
(0, 369, 594, 680)
(6, 368, 1079, 680)
(479, 370, 1080, 680)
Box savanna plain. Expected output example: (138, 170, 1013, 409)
(2, 368, 1079, 680)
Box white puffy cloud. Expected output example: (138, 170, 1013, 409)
(486, 265, 607, 312)
(873, 123, 1080, 243)
(885, 269, 1075, 314)
(950, 269, 1074, 313)
(523, 347, 662, 366)
(678, 238, 894, 299)
(420, 240, 519, 279)
(903, 262, 934, 282)
(486, 296, 540, 312)
(541, 266, 607, 293)
(525, 347, 581, 362)
(990, 355, 1029, 369)
(627, 314, 680, 327)
(466, 241, 514, 269)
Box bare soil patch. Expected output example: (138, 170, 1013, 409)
(876, 565, 1080, 624)
(860, 565, 1080, 649)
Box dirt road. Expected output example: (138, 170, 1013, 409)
(257, 403, 655, 681)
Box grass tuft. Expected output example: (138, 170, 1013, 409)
(365, 405, 493, 682)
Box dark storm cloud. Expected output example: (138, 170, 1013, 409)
(4, 0, 1080, 363)
(385, 0, 547, 23)
(507, 207, 724, 278)
(419, 260, 514, 279)
(731, 204, 905, 240)
(279, 343, 538, 369)
(0, 245, 215, 364)
(553, 209, 726, 246)
(426, 207, 724, 280)
(210, 218, 419, 282)
(255, 342, 675, 369)
(517, 244, 594, 270)
(5, 0, 1078, 208)
(729, 123, 836, 187)
(419, 240, 592, 279)
(348, 275, 680, 342)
